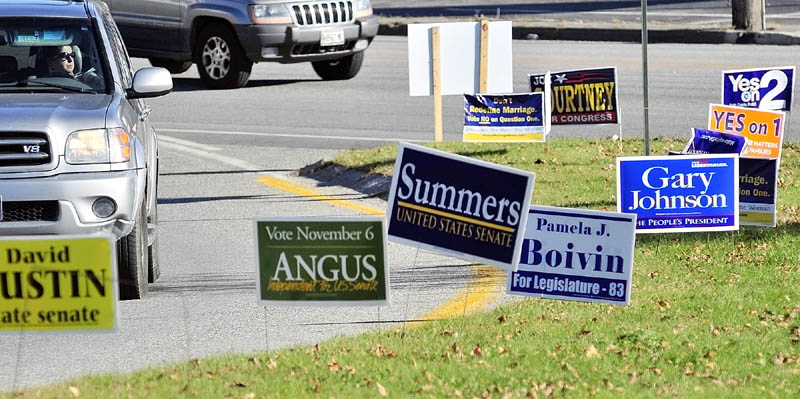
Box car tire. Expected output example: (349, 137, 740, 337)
(311, 52, 364, 80)
(118, 201, 149, 300)
(194, 23, 252, 89)
(148, 58, 193, 74)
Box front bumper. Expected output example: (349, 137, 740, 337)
(0, 169, 145, 239)
(237, 15, 379, 63)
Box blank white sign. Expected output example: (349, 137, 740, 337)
(408, 21, 513, 97)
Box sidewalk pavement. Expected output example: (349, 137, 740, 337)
(373, 5, 800, 45)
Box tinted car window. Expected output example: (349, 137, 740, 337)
(100, 11, 132, 87)
(0, 18, 108, 92)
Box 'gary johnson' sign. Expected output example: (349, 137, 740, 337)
(508, 206, 636, 305)
(387, 143, 535, 271)
(617, 154, 739, 233)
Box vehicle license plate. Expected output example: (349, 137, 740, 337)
(320, 29, 345, 46)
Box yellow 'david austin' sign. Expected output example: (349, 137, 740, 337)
(0, 236, 117, 332)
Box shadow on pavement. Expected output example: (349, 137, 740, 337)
(171, 77, 317, 92)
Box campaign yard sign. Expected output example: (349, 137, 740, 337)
(617, 154, 739, 233)
(508, 206, 636, 305)
(529, 67, 619, 125)
(739, 158, 779, 227)
(722, 66, 795, 111)
(0, 236, 117, 332)
(463, 93, 548, 142)
(387, 143, 535, 272)
(708, 104, 784, 159)
(683, 129, 747, 155)
(254, 218, 389, 306)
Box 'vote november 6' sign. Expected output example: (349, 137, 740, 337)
(508, 206, 636, 305)
(387, 143, 535, 271)
(254, 218, 388, 306)
(617, 154, 739, 233)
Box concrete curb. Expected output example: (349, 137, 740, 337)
(298, 160, 391, 199)
(377, 23, 800, 45)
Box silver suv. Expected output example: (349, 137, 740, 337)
(100, 0, 379, 89)
(0, 0, 172, 300)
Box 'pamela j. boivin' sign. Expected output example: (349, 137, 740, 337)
(387, 143, 535, 272)
(508, 206, 636, 305)
(0, 235, 118, 333)
(617, 154, 739, 233)
(254, 218, 389, 306)
(463, 93, 549, 142)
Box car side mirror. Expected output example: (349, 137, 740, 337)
(127, 67, 172, 99)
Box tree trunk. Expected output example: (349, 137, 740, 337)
(732, 0, 765, 31)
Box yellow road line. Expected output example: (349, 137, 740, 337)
(256, 174, 504, 321)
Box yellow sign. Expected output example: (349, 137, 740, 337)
(707, 104, 785, 159)
(0, 236, 117, 332)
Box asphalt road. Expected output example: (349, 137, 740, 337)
(3, 36, 799, 391)
(148, 35, 800, 146)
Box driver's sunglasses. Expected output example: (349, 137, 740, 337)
(52, 52, 75, 62)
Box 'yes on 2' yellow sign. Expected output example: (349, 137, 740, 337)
(0, 236, 117, 332)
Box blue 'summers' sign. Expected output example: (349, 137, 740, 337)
(508, 206, 636, 305)
(386, 143, 535, 271)
(722, 66, 795, 111)
(617, 154, 739, 233)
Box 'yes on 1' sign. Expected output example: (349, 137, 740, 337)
(386, 142, 535, 271)
(617, 154, 739, 233)
(508, 206, 636, 305)
(722, 66, 795, 111)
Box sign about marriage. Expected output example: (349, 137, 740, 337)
(722, 66, 795, 111)
(463, 93, 549, 142)
(739, 158, 779, 227)
(707, 104, 785, 159)
(683, 128, 747, 155)
(387, 143, 535, 271)
(254, 218, 389, 306)
(508, 206, 636, 305)
(0, 236, 117, 333)
(529, 66, 618, 125)
(617, 154, 739, 233)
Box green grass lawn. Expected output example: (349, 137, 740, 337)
(7, 138, 800, 398)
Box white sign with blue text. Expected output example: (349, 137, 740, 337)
(617, 154, 739, 233)
(507, 206, 636, 305)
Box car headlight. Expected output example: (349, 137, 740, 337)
(249, 4, 292, 24)
(65, 128, 131, 164)
(354, 0, 373, 18)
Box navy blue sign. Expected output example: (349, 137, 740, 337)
(463, 93, 547, 142)
(529, 67, 618, 125)
(722, 67, 795, 111)
(617, 154, 739, 233)
(684, 129, 746, 155)
(386, 143, 535, 271)
(508, 206, 636, 305)
(739, 158, 778, 227)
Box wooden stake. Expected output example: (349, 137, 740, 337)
(432, 27, 443, 142)
(479, 20, 489, 93)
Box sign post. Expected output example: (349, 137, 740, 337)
(432, 27, 443, 142)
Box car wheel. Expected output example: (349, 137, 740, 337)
(194, 23, 252, 89)
(147, 189, 160, 283)
(311, 52, 364, 80)
(118, 201, 149, 300)
(148, 58, 193, 74)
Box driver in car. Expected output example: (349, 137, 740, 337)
(42, 45, 100, 86)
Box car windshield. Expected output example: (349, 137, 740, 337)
(0, 18, 108, 93)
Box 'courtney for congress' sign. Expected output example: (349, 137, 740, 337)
(387, 143, 535, 271)
(254, 218, 389, 306)
(617, 154, 739, 233)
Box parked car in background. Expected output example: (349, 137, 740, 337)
(0, 0, 172, 299)
(99, 0, 379, 89)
